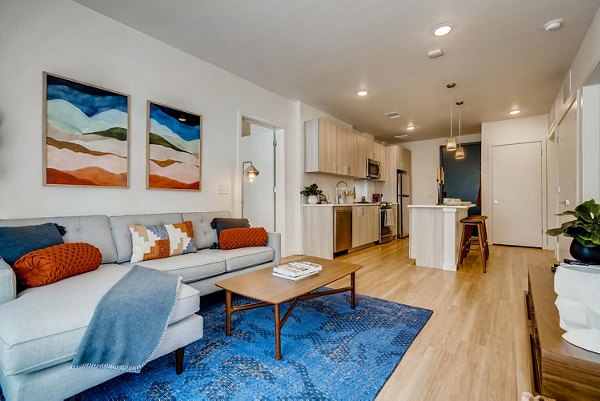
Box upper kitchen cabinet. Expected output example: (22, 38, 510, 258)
(397, 148, 411, 173)
(373, 142, 386, 181)
(336, 126, 355, 176)
(354, 132, 368, 178)
(305, 118, 337, 174)
(305, 118, 387, 180)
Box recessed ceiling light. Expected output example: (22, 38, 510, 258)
(395, 134, 409, 139)
(446, 82, 456, 89)
(544, 19, 564, 32)
(357, 90, 368, 96)
(427, 48, 444, 59)
(385, 111, 401, 119)
(433, 23, 452, 37)
(510, 109, 521, 115)
(407, 125, 415, 131)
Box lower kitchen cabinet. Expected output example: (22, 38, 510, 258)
(352, 205, 379, 248)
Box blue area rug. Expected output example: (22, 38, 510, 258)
(70, 291, 432, 400)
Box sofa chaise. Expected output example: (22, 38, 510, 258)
(0, 211, 281, 401)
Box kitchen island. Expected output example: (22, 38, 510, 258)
(408, 204, 474, 270)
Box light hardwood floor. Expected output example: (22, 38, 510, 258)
(285, 238, 555, 401)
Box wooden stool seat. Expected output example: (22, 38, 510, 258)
(458, 215, 489, 272)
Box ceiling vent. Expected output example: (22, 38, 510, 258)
(385, 112, 401, 119)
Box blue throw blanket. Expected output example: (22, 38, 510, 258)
(72, 265, 181, 373)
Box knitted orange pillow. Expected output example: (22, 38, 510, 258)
(219, 227, 268, 250)
(12, 243, 102, 288)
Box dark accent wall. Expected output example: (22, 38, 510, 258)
(440, 142, 482, 215)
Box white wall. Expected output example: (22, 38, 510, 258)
(0, 0, 307, 254)
(399, 134, 481, 205)
(481, 115, 550, 247)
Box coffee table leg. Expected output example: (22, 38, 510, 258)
(274, 303, 282, 360)
(351, 272, 356, 309)
(225, 290, 232, 336)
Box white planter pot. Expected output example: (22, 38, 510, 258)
(307, 195, 318, 204)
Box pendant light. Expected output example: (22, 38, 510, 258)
(455, 101, 465, 159)
(446, 101, 457, 151)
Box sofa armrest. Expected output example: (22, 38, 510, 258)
(267, 232, 281, 265)
(0, 258, 16, 305)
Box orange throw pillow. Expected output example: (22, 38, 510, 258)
(219, 227, 268, 250)
(12, 243, 102, 288)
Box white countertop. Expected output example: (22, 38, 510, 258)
(302, 202, 394, 207)
(408, 204, 475, 209)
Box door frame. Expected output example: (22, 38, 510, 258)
(237, 111, 286, 233)
(489, 140, 544, 246)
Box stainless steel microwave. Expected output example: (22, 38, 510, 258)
(366, 158, 380, 179)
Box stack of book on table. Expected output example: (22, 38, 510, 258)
(273, 261, 322, 281)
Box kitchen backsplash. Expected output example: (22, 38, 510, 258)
(302, 174, 384, 204)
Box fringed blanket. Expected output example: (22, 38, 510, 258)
(72, 265, 181, 373)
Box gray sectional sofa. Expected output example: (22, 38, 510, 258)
(0, 211, 281, 401)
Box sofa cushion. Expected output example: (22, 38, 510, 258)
(0, 264, 199, 376)
(12, 243, 102, 288)
(0, 223, 64, 265)
(123, 251, 226, 283)
(206, 247, 275, 272)
(182, 211, 230, 249)
(129, 221, 197, 263)
(109, 213, 183, 263)
(0, 216, 118, 264)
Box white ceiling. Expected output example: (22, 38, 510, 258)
(75, 0, 600, 142)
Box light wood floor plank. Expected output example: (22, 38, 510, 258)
(285, 238, 554, 401)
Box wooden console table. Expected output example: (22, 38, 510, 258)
(526, 264, 600, 400)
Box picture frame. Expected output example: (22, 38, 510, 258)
(43, 72, 130, 188)
(146, 101, 202, 191)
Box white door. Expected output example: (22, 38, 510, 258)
(491, 142, 542, 247)
(557, 101, 578, 260)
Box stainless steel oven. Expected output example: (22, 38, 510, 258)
(379, 202, 393, 244)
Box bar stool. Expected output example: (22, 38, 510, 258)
(469, 215, 489, 259)
(457, 215, 489, 272)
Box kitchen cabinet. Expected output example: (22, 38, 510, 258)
(336, 126, 355, 176)
(354, 133, 368, 178)
(305, 118, 337, 174)
(305, 118, 386, 180)
(352, 205, 379, 248)
(373, 142, 386, 181)
(397, 148, 411, 172)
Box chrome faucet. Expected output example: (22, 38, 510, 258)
(336, 181, 348, 204)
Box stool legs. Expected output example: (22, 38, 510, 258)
(458, 219, 488, 273)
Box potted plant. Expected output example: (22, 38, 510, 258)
(300, 183, 323, 204)
(546, 199, 600, 264)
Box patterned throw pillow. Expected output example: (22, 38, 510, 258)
(12, 243, 102, 288)
(129, 221, 197, 263)
(219, 227, 268, 250)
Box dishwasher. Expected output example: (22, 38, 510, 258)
(334, 207, 352, 254)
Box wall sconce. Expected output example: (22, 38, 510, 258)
(243, 161, 259, 182)
(241, 161, 260, 218)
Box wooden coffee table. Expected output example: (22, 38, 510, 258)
(215, 256, 363, 360)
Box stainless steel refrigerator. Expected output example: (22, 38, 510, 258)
(397, 170, 410, 238)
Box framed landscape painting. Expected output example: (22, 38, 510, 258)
(43, 72, 129, 187)
(147, 101, 202, 191)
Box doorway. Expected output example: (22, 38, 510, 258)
(491, 141, 543, 247)
(556, 100, 578, 260)
(440, 142, 481, 215)
(239, 117, 278, 232)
